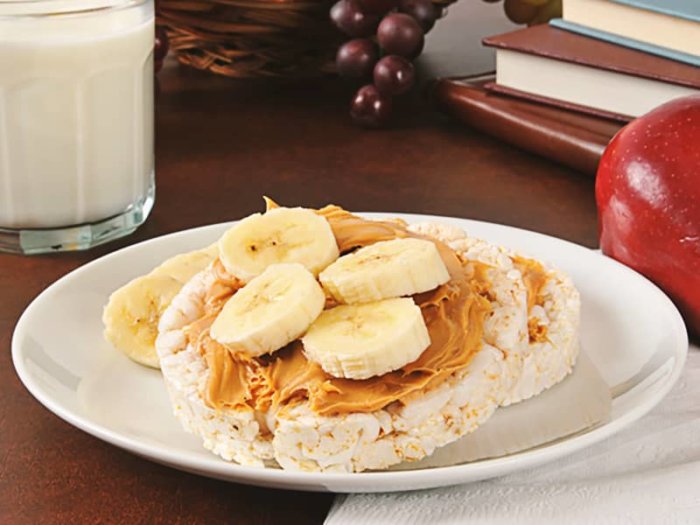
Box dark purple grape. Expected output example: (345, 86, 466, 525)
(357, 0, 399, 15)
(503, 0, 539, 24)
(336, 39, 378, 77)
(330, 0, 381, 37)
(155, 26, 169, 71)
(373, 55, 415, 95)
(350, 85, 392, 128)
(398, 0, 436, 33)
(377, 13, 424, 58)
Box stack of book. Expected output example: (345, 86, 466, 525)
(434, 0, 700, 175)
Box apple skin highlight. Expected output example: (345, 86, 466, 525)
(596, 95, 700, 339)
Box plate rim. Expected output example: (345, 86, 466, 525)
(12, 213, 689, 492)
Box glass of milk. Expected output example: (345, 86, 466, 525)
(0, 0, 154, 254)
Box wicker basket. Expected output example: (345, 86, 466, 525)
(156, 0, 453, 78)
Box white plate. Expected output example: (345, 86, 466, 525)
(12, 214, 688, 493)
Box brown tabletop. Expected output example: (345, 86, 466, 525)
(0, 56, 597, 524)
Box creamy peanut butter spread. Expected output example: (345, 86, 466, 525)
(183, 206, 546, 417)
(513, 256, 549, 343)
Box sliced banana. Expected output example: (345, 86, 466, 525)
(103, 245, 219, 368)
(319, 237, 450, 304)
(154, 242, 218, 284)
(218, 207, 339, 282)
(210, 263, 325, 357)
(103, 274, 183, 368)
(301, 297, 430, 380)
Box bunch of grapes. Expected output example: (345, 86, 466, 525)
(331, 0, 560, 127)
(331, 0, 440, 127)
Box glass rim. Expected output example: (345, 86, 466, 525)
(0, 0, 149, 18)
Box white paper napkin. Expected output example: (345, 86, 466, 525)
(326, 345, 700, 524)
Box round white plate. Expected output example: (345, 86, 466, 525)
(12, 213, 688, 493)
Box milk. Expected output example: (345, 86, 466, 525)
(0, 1, 154, 229)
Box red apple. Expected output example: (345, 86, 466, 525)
(596, 95, 700, 338)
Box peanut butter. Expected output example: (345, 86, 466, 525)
(187, 206, 493, 417)
(513, 256, 549, 342)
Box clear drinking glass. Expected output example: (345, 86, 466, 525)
(0, 0, 155, 254)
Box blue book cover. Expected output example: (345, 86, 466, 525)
(612, 0, 700, 23)
(550, 18, 700, 67)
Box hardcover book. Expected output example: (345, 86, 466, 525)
(561, 0, 700, 57)
(550, 19, 700, 67)
(482, 25, 700, 119)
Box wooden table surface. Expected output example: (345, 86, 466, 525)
(0, 58, 597, 524)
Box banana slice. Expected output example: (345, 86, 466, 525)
(319, 238, 450, 304)
(103, 274, 183, 368)
(210, 263, 325, 357)
(301, 298, 430, 380)
(218, 207, 339, 282)
(153, 243, 218, 284)
(103, 245, 219, 368)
